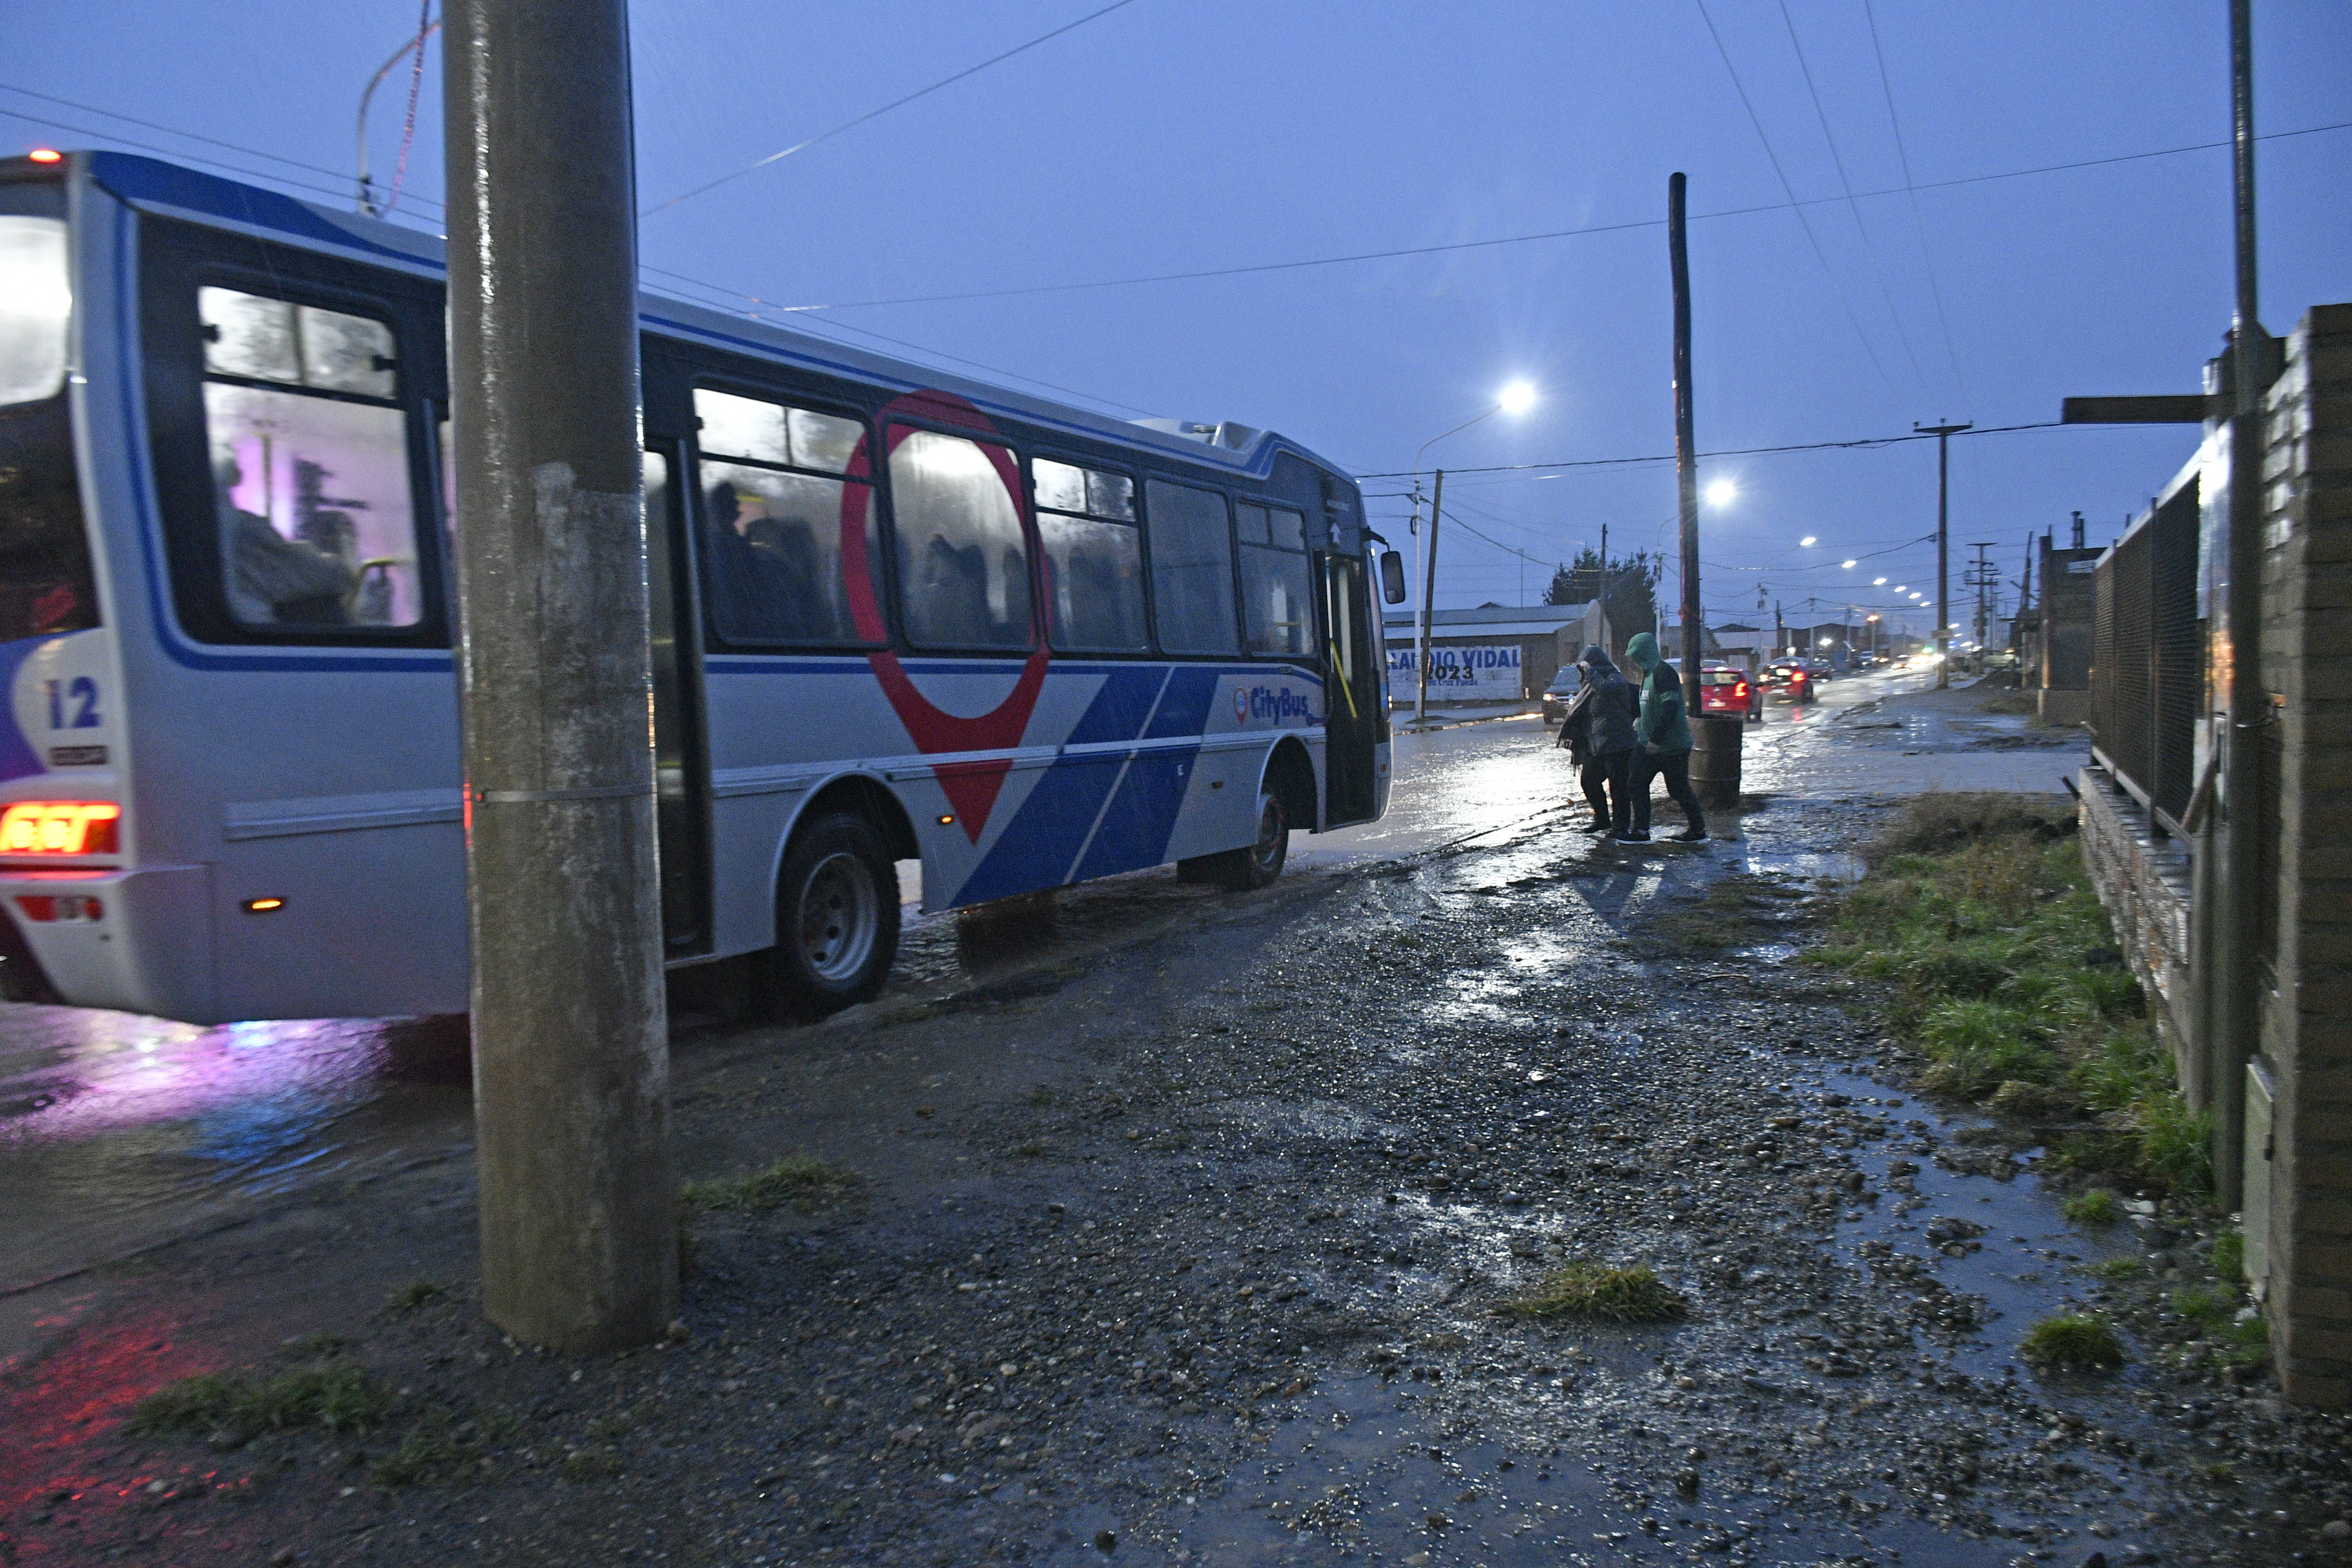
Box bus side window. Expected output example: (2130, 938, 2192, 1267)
(1034, 458, 1145, 653)
(1237, 502, 1311, 657)
(1142, 478, 1238, 656)
(692, 388, 879, 648)
(195, 287, 421, 631)
(888, 428, 1031, 651)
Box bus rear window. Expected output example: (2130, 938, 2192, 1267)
(0, 213, 98, 643)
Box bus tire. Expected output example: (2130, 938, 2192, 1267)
(767, 812, 900, 1018)
(1176, 786, 1290, 892)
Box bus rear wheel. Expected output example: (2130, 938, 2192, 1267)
(1178, 787, 1290, 892)
(767, 812, 899, 1018)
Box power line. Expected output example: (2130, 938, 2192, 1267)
(1352, 420, 2066, 480)
(1692, 0, 1906, 408)
(0, 81, 409, 202)
(1860, 0, 1972, 415)
(758, 119, 2350, 314)
(1774, 0, 1935, 404)
(640, 0, 1146, 217)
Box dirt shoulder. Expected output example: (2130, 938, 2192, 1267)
(2, 800, 2347, 1567)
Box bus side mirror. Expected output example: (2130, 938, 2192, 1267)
(1378, 550, 1407, 605)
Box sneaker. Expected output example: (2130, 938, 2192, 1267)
(1669, 828, 1709, 843)
(1584, 820, 1616, 835)
(1612, 832, 1650, 844)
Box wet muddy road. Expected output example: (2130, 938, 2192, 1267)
(13, 682, 2340, 1568)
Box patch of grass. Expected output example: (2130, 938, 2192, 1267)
(680, 1154, 853, 1213)
(280, 1331, 350, 1358)
(1860, 791, 2075, 867)
(2061, 1188, 2122, 1227)
(1496, 1261, 1685, 1324)
(1026, 1086, 1061, 1107)
(1631, 873, 1808, 953)
(2172, 1284, 2234, 1325)
(1976, 691, 2039, 715)
(2084, 1257, 2142, 1280)
(128, 1362, 399, 1440)
(384, 1280, 447, 1315)
(2019, 1313, 2126, 1373)
(1812, 792, 2207, 1195)
(369, 1411, 512, 1487)
(1012, 1139, 1048, 1158)
(2212, 1231, 2246, 1284)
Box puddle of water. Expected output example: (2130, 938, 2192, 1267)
(1153, 1371, 2014, 1567)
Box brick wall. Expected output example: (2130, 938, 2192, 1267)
(2077, 768, 2195, 1055)
(2256, 302, 2352, 1406)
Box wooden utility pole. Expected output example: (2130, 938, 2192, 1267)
(2214, 0, 2275, 1208)
(1668, 173, 1702, 715)
(444, 0, 677, 1350)
(1916, 421, 1972, 688)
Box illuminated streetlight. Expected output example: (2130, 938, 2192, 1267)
(1873, 577, 1887, 586)
(1704, 479, 1736, 508)
(1799, 535, 1818, 548)
(1840, 559, 1857, 569)
(1894, 585, 1907, 593)
(1497, 380, 1538, 416)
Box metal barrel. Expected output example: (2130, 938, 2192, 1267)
(1690, 715, 1745, 804)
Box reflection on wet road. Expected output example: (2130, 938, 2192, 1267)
(0, 1009, 468, 1298)
(0, 670, 2078, 1317)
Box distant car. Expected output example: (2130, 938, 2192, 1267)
(1698, 661, 1763, 722)
(1761, 660, 1815, 704)
(1540, 663, 1580, 725)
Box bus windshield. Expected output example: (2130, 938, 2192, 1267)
(0, 209, 99, 642)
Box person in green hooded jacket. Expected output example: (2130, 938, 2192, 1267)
(1622, 631, 1707, 844)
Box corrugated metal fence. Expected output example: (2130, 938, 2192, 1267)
(2090, 481, 2203, 827)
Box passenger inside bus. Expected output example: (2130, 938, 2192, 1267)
(214, 457, 356, 626)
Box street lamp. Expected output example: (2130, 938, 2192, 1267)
(1840, 559, 1857, 569)
(1407, 382, 1540, 725)
(1873, 577, 1887, 586)
(1799, 535, 1818, 548)
(1704, 479, 1736, 508)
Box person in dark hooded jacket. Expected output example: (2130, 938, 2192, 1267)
(1554, 645, 1639, 833)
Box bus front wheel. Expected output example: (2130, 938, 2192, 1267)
(1177, 787, 1290, 892)
(767, 812, 900, 1018)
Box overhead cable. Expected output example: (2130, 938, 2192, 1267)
(1692, 0, 1906, 408)
(640, 0, 1145, 217)
(1352, 421, 2066, 480)
(763, 120, 2350, 313)
(1860, 0, 1972, 415)
(1774, 0, 1935, 404)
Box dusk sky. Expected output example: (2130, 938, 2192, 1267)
(6, 1, 2347, 640)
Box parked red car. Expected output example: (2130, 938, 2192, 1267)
(1698, 661, 1763, 721)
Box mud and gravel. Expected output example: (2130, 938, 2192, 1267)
(3, 792, 2349, 1568)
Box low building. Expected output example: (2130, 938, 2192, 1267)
(2034, 533, 2102, 725)
(1382, 601, 1609, 706)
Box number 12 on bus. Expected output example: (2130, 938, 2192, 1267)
(0, 150, 1402, 1025)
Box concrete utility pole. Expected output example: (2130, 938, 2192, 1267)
(1415, 469, 1444, 725)
(1916, 421, 1972, 687)
(1668, 172, 1703, 716)
(444, 0, 676, 1350)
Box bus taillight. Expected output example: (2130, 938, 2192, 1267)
(0, 801, 120, 855)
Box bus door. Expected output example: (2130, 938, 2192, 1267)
(644, 448, 712, 957)
(1316, 551, 1380, 826)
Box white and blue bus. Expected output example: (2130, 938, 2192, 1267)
(0, 150, 1397, 1024)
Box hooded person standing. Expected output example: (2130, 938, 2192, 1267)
(1555, 645, 1639, 834)
(1622, 631, 1707, 844)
